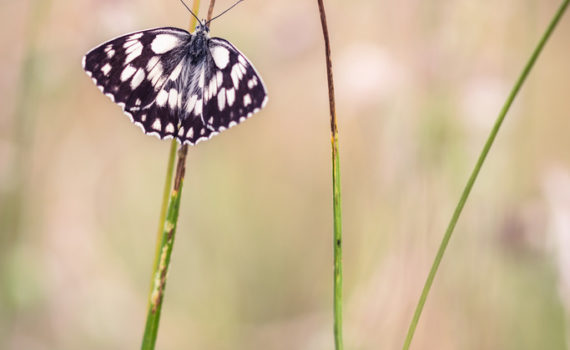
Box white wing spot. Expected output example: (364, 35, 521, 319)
(106, 49, 115, 58)
(243, 93, 252, 106)
(151, 34, 179, 54)
(135, 98, 141, 106)
(200, 128, 205, 135)
(186, 127, 194, 138)
(186, 94, 198, 113)
(141, 114, 147, 122)
(170, 62, 183, 81)
(168, 88, 179, 109)
(178, 127, 185, 136)
(129, 33, 143, 40)
(194, 99, 203, 116)
(146, 56, 159, 70)
(248, 76, 258, 89)
(101, 63, 112, 76)
(208, 117, 213, 124)
(156, 89, 168, 107)
(148, 61, 164, 86)
(226, 88, 235, 106)
(152, 118, 162, 131)
(131, 68, 145, 89)
(217, 88, 226, 111)
(261, 96, 268, 108)
(125, 41, 141, 53)
(216, 71, 223, 88)
(207, 77, 217, 101)
(231, 65, 240, 89)
(165, 123, 175, 133)
(155, 77, 167, 90)
(125, 45, 143, 64)
(238, 55, 247, 66)
(123, 39, 139, 49)
(198, 69, 205, 88)
(211, 46, 230, 69)
(120, 65, 137, 81)
(238, 63, 246, 75)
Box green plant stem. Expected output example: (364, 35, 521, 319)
(141, 2, 200, 349)
(142, 146, 188, 350)
(402, 1, 570, 349)
(332, 133, 343, 350)
(148, 140, 177, 297)
(316, 0, 344, 349)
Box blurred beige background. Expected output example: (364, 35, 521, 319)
(2, 0, 570, 349)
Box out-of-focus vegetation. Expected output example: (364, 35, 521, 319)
(1, 1, 569, 349)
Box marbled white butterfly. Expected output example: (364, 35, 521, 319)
(82, 2, 267, 145)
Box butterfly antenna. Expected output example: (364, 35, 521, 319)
(206, 0, 245, 25)
(179, 0, 202, 24)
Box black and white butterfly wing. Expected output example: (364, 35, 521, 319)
(82, 27, 191, 139)
(83, 26, 268, 145)
(176, 37, 268, 144)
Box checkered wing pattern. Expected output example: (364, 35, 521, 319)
(82, 26, 267, 145)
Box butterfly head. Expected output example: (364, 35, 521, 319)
(196, 21, 210, 35)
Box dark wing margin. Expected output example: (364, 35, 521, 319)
(176, 37, 268, 145)
(82, 27, 191, 140)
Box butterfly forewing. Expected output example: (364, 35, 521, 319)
(83, 26, 267, 145)
(83, 27, 192, 139)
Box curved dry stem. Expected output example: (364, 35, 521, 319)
(316, 1, 344, 349)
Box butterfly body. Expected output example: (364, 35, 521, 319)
(187, 24, 210, 60)
(83, 24, 267, 145)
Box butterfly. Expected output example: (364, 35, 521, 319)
(82, 13, 267, 145)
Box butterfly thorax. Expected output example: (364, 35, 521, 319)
(187, 24, 210, 61)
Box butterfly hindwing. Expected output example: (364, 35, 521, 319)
(191, 38, 267, 142)
(176, 37, 267, 144)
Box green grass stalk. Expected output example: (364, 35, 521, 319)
(402, 1, 570, 349)
(316, 0, 344, 349)
(332, 134, 343, 350)
(148, 140, 177, 298)
(141, 146, 187, 349)
(141, 2, 201, 348)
